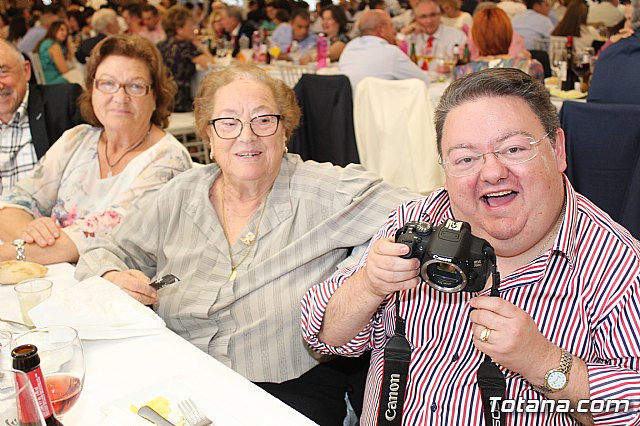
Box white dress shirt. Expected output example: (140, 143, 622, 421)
(339, 35, 430, 91)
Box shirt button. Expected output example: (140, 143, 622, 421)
(430, 402, 437, 412)
(452, 354, 459, 362)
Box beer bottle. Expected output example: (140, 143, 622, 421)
(12, 344, 64, 426)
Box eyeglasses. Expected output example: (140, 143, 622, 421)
(94, 79, 152, 97)
(439, 132, 550, 177)
(209, 114, 282, 139)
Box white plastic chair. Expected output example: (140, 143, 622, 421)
(276, 62, 316, 88)
(166, 112, 211, 164)
(28, 52, 46, 85)
(354, 77, 444, 194)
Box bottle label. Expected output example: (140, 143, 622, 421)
(23, 366, 54, 418)
(15, 371, 42, 424)
(559, 61, 568, 82)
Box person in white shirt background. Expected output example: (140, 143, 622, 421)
(400, 0, 466, 58)
(339, 9, 431, 90)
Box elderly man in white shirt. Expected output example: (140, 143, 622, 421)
(340, 9, 430, 90)
(400, 0, 466, 57)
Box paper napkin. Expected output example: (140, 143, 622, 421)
(28, 276, 166, 340)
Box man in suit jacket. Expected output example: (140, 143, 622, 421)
(220, 6, 257, 57)
(0, 39, 83, 195)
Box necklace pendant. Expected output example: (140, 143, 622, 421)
(240, 232, 256, 245)
(228, 269, 237, 282)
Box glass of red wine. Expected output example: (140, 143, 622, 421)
(572, 47, 594, 92)
(12, 326, 85, 418)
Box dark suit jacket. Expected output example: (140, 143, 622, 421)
(225, 22, 258, 57)
(28, 83, 84, 159)
(75, 33, 107, 64)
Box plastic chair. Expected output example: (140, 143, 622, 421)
(28, 53, 46, 85)
(276, 62, 316, 88)
(560, 100, 640, 238)
(353, 77, 444, 194)
(166, 112, 211, 164)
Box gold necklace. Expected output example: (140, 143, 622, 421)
(220, 182, 271, 282)
(535, 199, 566, 259)
(103, 125, 152, 177)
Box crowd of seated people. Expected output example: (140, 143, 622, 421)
(0, 1, 638, 425)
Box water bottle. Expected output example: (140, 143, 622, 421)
(317, 33, 328, 69)
(239, 33, 250, 50)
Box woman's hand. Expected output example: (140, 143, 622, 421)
(21, 217, 61, 247)
(103, 270, 158, 305)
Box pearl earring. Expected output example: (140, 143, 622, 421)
(209, 151, 214, 161)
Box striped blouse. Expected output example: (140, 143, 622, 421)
(302, 179, 640, 425)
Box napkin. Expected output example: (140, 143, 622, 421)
(549, 87, 588, 99)
(100, 407, 152, 426)
(28, 276, 166, 340)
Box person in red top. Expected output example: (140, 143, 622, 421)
(302, 68, 640, 425)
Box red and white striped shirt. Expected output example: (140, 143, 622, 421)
(301, 179, 640, 425)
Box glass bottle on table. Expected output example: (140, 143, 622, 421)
(12, 344, 64, 426)
(561, 36, 579, 91)
(317, 33, 328, 69)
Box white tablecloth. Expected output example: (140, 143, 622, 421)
(0, 263, 317, 425)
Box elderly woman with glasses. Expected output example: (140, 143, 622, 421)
(75, 63, 415, 425)
(0, 35, 192, 266)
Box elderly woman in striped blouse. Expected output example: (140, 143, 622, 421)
(75, 63, 415, 425)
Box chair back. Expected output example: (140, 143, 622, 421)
(560, 100, 640, 238)
(529, 49, 552, 78)
(353, 77, 443, 194)
(167, 112, 211, 164)
(288, 74, 359, 167)
(28, 52, 46, 85)
(276, 62, 316, 88)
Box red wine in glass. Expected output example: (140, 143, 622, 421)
(45, 374, 83, 416)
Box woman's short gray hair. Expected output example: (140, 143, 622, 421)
(433, 68, 559, 157)
(193, 64, 301, 142)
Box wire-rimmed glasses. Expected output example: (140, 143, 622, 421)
(94, 79, 152, 97)
(209, 114, 282, 139)
(440, 133, 550, 177)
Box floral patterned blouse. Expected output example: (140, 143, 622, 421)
(0, 124, 192, 254)
(157, 37, 201, 112)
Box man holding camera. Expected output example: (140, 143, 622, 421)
(301, 68, 640, 425)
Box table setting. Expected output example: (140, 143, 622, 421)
(0, 263, 317, 425)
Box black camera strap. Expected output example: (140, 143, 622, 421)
(377, 292, 411, 426)
(477, 255, 506, 426)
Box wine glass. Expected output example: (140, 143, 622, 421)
(13, 326, 85, 418)
(0, 330, 12, 370)
(572, 47, 594, 92)
(1, 368, 47, 426)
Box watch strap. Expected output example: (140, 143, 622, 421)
(12, 239, 26, 261)
(532, 349, 573, 393)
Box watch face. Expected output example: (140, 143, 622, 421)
(547, 371, 567, 390)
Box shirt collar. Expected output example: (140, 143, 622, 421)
(3, 87, 29, 126)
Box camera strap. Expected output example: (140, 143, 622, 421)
(377, 291, 411, 426)
(476, 262, 506, 426)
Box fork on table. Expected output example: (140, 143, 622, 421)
(177, 398, 213, 426)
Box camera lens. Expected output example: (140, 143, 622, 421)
(421, 260, 467, 293)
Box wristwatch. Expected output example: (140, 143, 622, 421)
(12, 239, 26, 261)
(533, 349, 573, 393)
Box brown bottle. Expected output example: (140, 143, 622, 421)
(12, 344, 64, 426)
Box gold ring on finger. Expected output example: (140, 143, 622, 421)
(480, 327, 491, 343)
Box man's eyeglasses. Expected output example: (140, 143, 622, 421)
(209, 114, 282, 139)
(439, 132, 550, 177)
(94, 79, 152, 97)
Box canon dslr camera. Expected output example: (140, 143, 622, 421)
(395, 219, 493, 292)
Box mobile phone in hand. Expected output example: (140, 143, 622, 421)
(149, 274, 180, 290)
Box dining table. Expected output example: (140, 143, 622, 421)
(0, 263, 317, 426)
